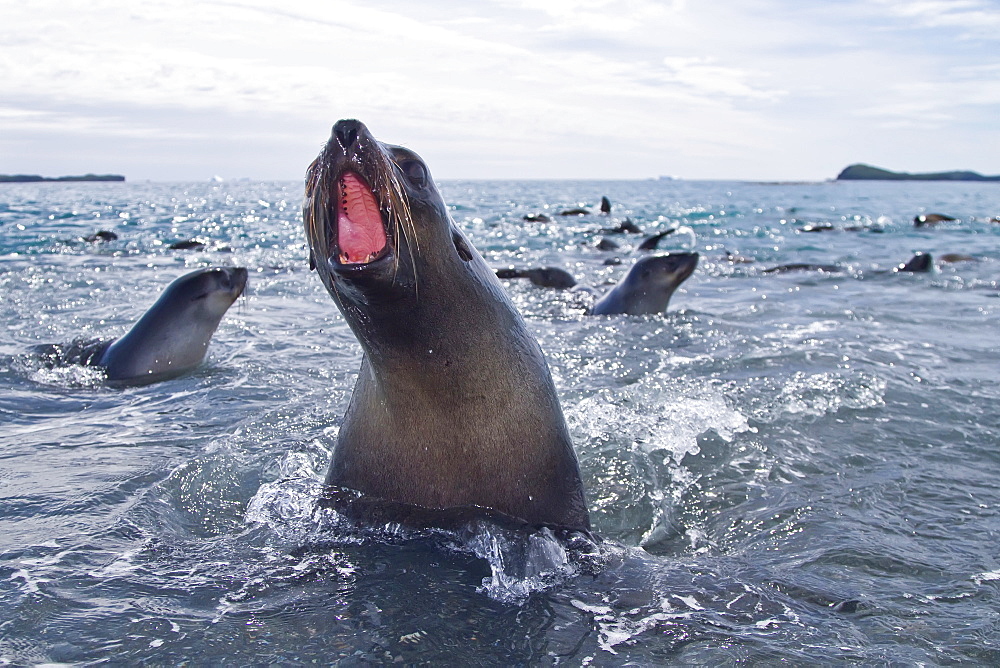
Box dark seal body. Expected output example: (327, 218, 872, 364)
(496, 266, 577, 289)
(304, 120, 590, 532)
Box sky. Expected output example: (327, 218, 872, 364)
(1, 0, 998, 181)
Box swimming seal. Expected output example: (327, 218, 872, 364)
(38, 267, 247, 383)
(798, 223, 835, 233)
(939, 253, 976, 263)
(169, 238, 207, 250)
(914, 213, 956, 227)
(589, 252, 699, 316)
(496, 266, 577, 289)
(602, 218, 643, 234)
(82, 230, 118, 243)
(894, 252, 933, 273)
(303, 119, 590, 532)
(763, 263, 842, 274)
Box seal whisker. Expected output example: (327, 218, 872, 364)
(382, 161, 420, 298)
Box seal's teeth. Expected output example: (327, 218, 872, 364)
(335, 249, 382, 265)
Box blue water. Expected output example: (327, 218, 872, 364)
(1, 178, 999, 664)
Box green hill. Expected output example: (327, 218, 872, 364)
(0, 173, 125, 183)
(836, 164, 1000, 181)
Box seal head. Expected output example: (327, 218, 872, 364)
(304, 119, 590, 532)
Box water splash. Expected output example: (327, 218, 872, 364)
(245, 442, 607, 604)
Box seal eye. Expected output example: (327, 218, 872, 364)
(401, 160, 428, 187)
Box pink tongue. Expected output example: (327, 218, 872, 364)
(337, 172, 387, 264)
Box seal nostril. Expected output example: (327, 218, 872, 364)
(334, 120, 361, 150)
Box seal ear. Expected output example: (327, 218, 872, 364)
(452, 232, 473, 262)
(309, 250, 316, 271)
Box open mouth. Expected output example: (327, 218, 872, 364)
(333, 170, 388, 265)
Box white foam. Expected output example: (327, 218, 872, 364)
(567, 379, 750, 465)
(775, 371, 887, 416)
(973, 569, 1000, 584)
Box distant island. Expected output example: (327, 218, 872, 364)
(0, 173, 125, 183)
(837, 164, 1000, 182)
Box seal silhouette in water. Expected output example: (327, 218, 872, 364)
(763, 263, 842, 274)
(589, 253, 699, 316)
(303, 119, 590, 532)
(914, 213, 956, 227)
(37, 267, 247, 384)
(496, 266, 577, 289)
(894, 252, 933, 273)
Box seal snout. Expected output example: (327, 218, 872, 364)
(201, 266, 248, 300)
(225, 266, 250, 297)
(660, 251, 699, 280)
(333, 119, 364, 152)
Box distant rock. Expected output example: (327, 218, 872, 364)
(836, 164, 1000, 182)
(0, 173, 125, 183)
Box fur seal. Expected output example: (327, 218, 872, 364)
(602, 218, 643, 234)
(496, 266, 577, 289)
(589, 253, 699, 316)
(303, 119, 590, 532)
(798, 223, 835, 233)
(169, 238, 207, 250)
(939, 253, 976, 263)
(914, 213, 956, 227)
(894, 252, 932, 273)
(37, 267, 247, 383)
(82, 230, 118, 243)
(763, 263, 842, 274)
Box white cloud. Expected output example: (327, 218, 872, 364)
(1, 0, 997, 180)
(875, 0, 1000, 38)
(0, 106, 172, 138)
(661, 57, 785, 101)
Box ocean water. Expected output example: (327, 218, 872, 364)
(1, 177, 998, 664)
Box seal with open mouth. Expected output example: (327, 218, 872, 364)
(303, 119, 590, 532)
